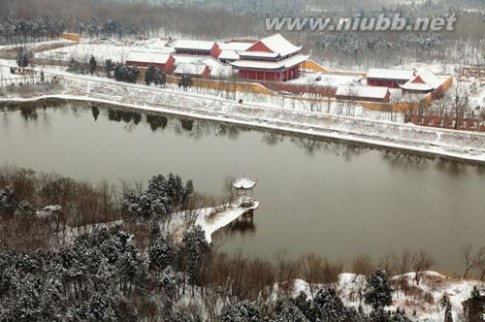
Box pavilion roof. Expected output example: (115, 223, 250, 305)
(233, 176, 257, 189)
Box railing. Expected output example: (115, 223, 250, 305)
(408, 115, 485, 132)
(0, 75, 54, 87)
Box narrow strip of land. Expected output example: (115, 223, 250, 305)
(1, 71, 484, 164)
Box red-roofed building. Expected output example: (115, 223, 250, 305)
(399, 69, 453, 100)
(173, 62, 211, 79)
(126, 51, 175, 73)
(174, 40, 221, 58)
(366, 68, 415, 88)
(229, 34, 308, 82)
(336, 85, 391, 103)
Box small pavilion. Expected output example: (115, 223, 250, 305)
(233, 176, 257, 207)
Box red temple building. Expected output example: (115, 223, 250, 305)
(366, 68, 414, 88)
(229, 34, 308, 82)
(173, 62, 211, 79)
(174, 40, 221, 58)
(126, 51, 175, 73)
(399, 69, 452, 99)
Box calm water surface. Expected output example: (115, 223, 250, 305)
(1, 104, 484, 275)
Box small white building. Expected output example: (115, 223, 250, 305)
(233, 176, 257, 207)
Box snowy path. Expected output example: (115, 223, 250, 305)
(171, 202, 259, 244)
(1, 67, 484, 163)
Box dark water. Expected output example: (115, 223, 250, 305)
(1, 103, 485, 276)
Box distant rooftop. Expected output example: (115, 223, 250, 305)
(174, 39, 215, 51)
(367, 68, 415, 80)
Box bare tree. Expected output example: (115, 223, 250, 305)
(394, 250, 413, 275)
(461, 245, 485, 279)
(412, 251, 434, 285)
(450, 80, 470, 130)
(351, 254, 375, 281)
(432, 92, 452, 128)
(273, 250, 300, 297)
(343, 84, 358, 117)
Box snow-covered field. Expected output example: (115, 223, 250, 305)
(35, 43, 134, 63)
(33, 36, 175, 63)
(0, 39, 75, 52)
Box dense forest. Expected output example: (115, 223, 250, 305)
(0, 0, 483, 67)
(1, 162, 484, 321)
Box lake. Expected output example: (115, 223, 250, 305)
(1, 102, 484, 276)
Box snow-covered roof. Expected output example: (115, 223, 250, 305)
(174, 39, 215, 51)
(218, 50, 240, 61)
(173, 62, 209, 75)
(126, 51, 172, 65)
(233, 176, 257, 189)
(173, 55, 202, 64)
(217, 41, 254, 51)
(200, 57, 232, 76)
(367, 68, 415, 80)
(399, 82, 434, 91)
(399, 69, 446, 91)
(414, 69, 444, 89)
(336, 85, 389, 99)
(246, 33, 302, 57)
(240, 51, 280, 59)
(173, 55, 230, 76)
(230, 54, 309, 70)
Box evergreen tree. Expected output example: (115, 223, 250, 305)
(16, 48, 30, 68)
(0, 186, 16, 213)
(91, 106, 100, 121)
(463, 286, 484, 322)
(149, 235, 174, 271)
(270, 299, 309, 322)
(154, 67, 167, 86)
(178, 74, 193, 91)
(145, 64, 156, 85)
(88, 55, 97, 75)
(364, 269, 394, 311)
(218, 300, 261, 322)
(181, 225, 211, 287)
(105, 59, 114, 77)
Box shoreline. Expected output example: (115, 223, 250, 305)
(2, 92, 485, 166)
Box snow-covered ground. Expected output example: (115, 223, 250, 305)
(293, 271, 483, 322)
(35, 43, 134, 63)
(33, 36, 175, 63)
(288, 72, 362, 87)
(0, 39, 75, 52)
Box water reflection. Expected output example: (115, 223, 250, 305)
(214, 211, 256, 244)
(3, 103, 483, 172)
(20, 106, 38, 121)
